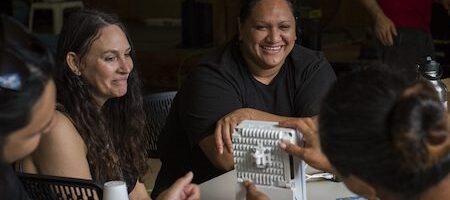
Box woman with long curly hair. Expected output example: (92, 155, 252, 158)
(19, 9, 199, 200)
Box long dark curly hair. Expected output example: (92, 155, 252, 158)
(55, 9, 148, 184)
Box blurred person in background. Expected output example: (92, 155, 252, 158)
(0, 15, 56, 199)
(360, 0, 450, 66)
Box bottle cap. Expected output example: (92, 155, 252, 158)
(420, 56, 441, 79)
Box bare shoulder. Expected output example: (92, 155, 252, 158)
(49, 111, 86, 150)
(30, 110, 92, 178)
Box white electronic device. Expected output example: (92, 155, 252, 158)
(233, 120, 307, 200)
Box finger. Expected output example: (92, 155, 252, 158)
(311, 115, 319, 123)
(279, 140, 305, 158)
(221, 121, 232, 153)
(387, 30, 394, 46)
(225, 122, 234, 153)
(184, 184, 200, 200)
(376, 31, 386, 46)
(179, 190, 187, 200)
(304, 118, 317, 133)
(215, 123, 224, 154)
(280, 119, 313, 140)
(380, 30, 388, 46)
(300, 121, 320, 147)
(183, 184, 194, 194)
(385, 28, 394, 46)
(374, 28, 381, 42)
(172, 172, 194, 190)
(243, 180, 256, 192)
(279, 119, 301, 130)
(391, 26, 398, 36)
(186, 184, 201, 200)
(379, 29, 389, 46)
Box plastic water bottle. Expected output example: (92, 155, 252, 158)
(418, 56, 448, 110)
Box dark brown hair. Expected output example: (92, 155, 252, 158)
(320, 65, 450, 199)
(55, 9, 148, 183)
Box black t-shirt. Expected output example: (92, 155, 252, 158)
(0, 164, 30, 200)
(151, 41, 336, 198)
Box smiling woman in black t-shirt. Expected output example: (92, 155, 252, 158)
(152, 0, 336, 198)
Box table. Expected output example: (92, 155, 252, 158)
(199, 169, 356, 200)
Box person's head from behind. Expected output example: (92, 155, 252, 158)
(320, 66, 450, 199)
(238, 0, 298, 71)
(0, 15, 56, 164)
(56, 9, 137, 106)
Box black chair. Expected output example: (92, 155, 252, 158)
(17, 173, 103, 200)
(143, 91, 177, 158)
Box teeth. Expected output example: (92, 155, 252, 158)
(262, 46, 282, 51)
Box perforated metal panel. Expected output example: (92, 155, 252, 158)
(233, 120, 307, 200)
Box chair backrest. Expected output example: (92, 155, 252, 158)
(143, 91, 177, 158)
(17, 172, 103, 200)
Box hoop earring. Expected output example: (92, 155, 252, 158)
(73, 70, 81, 76)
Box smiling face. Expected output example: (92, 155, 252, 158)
(2, 80, 57, 163)
(239, 0, 297, 72)
(79, 24, 133, 105)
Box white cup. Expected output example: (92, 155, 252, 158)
(103, 181, 129, 200)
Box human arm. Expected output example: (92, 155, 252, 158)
(156, 172, 200, 200)
(278, 118, 335, 173)
(200, 108, 297, 171)
(243, 180, 270, 200)
(27, 111, 92, 179)
(360, 0, 397, 46)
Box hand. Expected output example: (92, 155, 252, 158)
(156, 172, 200, 200)
(373, 13, 397, 46)
(215, 108, 253, 154)
(243, 180, 270, 200)
(278, 118, 334, 173)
